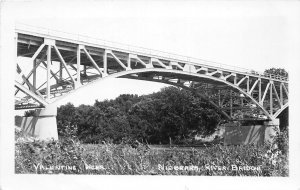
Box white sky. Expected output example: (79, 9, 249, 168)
(13, 1, 296, 106)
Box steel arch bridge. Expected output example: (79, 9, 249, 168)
(15, 24, 288, 129)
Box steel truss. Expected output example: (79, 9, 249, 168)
(15, 25, 288, 121)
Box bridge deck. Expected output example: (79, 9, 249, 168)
(16, 24, 288, 82)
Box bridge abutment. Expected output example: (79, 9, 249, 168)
(224, 118, 280, 145)
(15, 106, 58, 141)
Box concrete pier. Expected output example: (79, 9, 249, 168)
(264, 118, 280, 144)
(15, 106, 58, 140)
(224, 119, 280, 145)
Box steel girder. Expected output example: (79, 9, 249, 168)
(15, 26, 288, 121)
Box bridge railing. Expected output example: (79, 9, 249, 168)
(15, 23, 288, 82)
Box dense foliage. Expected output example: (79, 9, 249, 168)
(264, 68, 288, 78)
(15, 129, 288, 176)
(57, 87, 221, 144)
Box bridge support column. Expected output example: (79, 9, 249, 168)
(224, 119, 280, 145)
(15, 105, 58, 141)
(264, 118, 280, 144)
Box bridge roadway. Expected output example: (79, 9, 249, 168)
(14, 24, 289, 140)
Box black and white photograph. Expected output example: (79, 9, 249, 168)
(1, 1, 300, 190)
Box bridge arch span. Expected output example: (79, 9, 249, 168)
(52, 68, 273, 120)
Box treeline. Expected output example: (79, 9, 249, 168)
(57, 86, 221, 144)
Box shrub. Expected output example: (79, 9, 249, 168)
(15, 137, 85, 174)
(15, 135, 288, 176)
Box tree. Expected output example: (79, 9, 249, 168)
(264, 68, 288, 78)
(128, 87, 221, 144)
(57, 86, 222, 144)
(76, 104, 94, 141)
(57, 103, 78, 138)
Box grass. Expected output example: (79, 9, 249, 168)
(15, 130, 288, 176)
